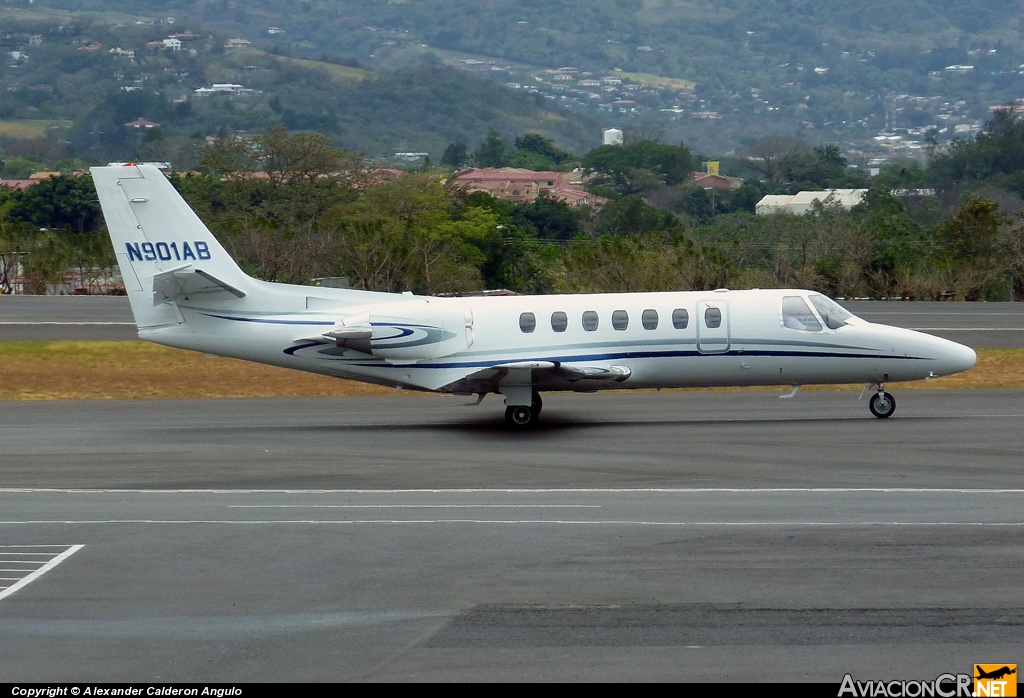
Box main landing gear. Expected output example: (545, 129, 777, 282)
(505, 391, 543, 428)
(868, 386, 896, 419)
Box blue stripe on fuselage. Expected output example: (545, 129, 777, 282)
(311, 348, 931, 369)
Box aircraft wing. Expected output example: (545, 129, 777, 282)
(442, 360, 631, 395)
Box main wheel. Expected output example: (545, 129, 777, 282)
(505, 404, 538, 428)
(869, 392, 896, 419)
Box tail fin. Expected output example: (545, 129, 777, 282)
(92, 164, 251, 329)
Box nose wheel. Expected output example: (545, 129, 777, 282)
(869, 390, 896, 419)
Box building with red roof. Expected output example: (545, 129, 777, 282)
(124, 117, 161, 128)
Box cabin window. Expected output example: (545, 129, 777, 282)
(672, 308, 689, 329)
(781, 296, 822, 332)
(582, 310, 599, 331)
(642, 309, 659, 330)
(519, 312, 536, 333)
(704, 307, 722, 329)
(612, 309, 629, 331)
(551, 311, 568, 332)
(808, 294, 853, 330)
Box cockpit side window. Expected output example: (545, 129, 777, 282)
(808, 294, 853, 330)
(781, 296, 822, 332)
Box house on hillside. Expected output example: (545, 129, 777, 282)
(0, 179, 34, 191)
(193, 83, 257, 96)
(693, 172, 743, 189)
(454, 168, 606, 208)
(124, 117, 161, 129)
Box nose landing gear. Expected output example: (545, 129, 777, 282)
(868, 387, 896, 419)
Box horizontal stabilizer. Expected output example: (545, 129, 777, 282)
(152, 265, 246, 305)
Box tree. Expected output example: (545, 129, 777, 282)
(937, 197, 1004, 262)
(200, 126, 365, 186)
(507, 133, 573, 170)
(472, 129, 509, 168)
(851, 187, 931, 279)
(441, 142, 469, 168)
(10, 174, 103, 235)
(582, 141, 695, 194)
(781, 145, 861, 189)
(592, 195, 678, 236)
(0, 201, 22, 294)
(257, 126, 365, 185)
(733, 136, 811, 184)
(544, 233, 731, 294)
(323, 174, 491, 294)
(510, 196, 581, 241)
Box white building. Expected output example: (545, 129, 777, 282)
(603, 128, 623, 145)
(193, 83, 255, 96)
(162, 38, 181, 51)
(756, 189, 867, 215)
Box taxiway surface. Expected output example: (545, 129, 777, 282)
(1, 390, 1022, 681)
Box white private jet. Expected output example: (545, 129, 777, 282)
(91, 164, 977, 427)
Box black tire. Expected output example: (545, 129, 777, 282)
(505, 404, 537, 428)
(869, 392, 896, 419)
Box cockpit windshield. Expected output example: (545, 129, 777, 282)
(808, 294, 854, 330)
(782, 296, 822, 331)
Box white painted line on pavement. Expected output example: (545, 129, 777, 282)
(229, 504, 603, 509)
(3, 487, 1024, 494)
(0, 520, 1022, 526)
(0, 545, 83, 602)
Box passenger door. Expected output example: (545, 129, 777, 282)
(696, 300, 730, 354)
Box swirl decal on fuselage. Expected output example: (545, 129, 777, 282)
(367, 323, 456, 350)
(283, 323, 458, 358)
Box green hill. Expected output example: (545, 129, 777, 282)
(7, 0, 1024, 156)
(0, 7, 599, 165)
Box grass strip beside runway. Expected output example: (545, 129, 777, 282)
(1, 342, 1022, 400)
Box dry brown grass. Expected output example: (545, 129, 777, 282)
(0, 342, 1022, 401)
(0, 342, 394, 400)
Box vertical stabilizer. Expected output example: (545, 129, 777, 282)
(91, 164, 251, 330)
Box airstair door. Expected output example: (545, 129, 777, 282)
(696, 300, 730, 354)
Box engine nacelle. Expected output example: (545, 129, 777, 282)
(333, 299, 474, 360)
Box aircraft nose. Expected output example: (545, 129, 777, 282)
(933, 337, 977, 376)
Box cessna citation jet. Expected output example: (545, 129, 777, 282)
(92, 164, 977, 428)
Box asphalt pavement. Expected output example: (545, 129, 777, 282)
(1, 390, 1021, 681)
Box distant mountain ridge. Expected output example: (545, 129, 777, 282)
(7, 1, 1024, 156)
